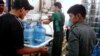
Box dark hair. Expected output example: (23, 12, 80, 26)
(67, 4, 86, 18)
(54, 2, 62, 9)
(12, 0, 33, 10)
(0, 0, 4, 4)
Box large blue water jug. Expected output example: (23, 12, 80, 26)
(23, 22, 34, 45)
(23, 21, 30, 29)
(33, 22, 46, 45)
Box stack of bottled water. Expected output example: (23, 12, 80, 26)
(23, 21, 46, 45)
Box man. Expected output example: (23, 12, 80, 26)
(0, 0, 47, 56)
(66, 4, 97, 56)
(0, 0, 5, 16)
(41, 2, 65, 56)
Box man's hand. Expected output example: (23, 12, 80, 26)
(39, 19, 50, 24)
(39, 19, 44, 24)
(39, 47, 48, 55)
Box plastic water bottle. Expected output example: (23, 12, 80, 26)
(23, 21, 30, 29)
(23, 22, 34, 45)
(33, 22, 46, 45)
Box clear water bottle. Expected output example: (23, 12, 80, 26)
(33, 22, 46, 45)
(23, 22, 34, 45)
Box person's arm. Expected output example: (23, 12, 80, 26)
(40, 13, 56, 24)
(17, 47, 47, 55)
(66, 29, 79, 56)
(40, 19, 51, 24)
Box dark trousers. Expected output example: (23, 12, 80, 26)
(51, 32, 64, 56)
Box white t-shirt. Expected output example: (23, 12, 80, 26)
(0, 12, 5, 16)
